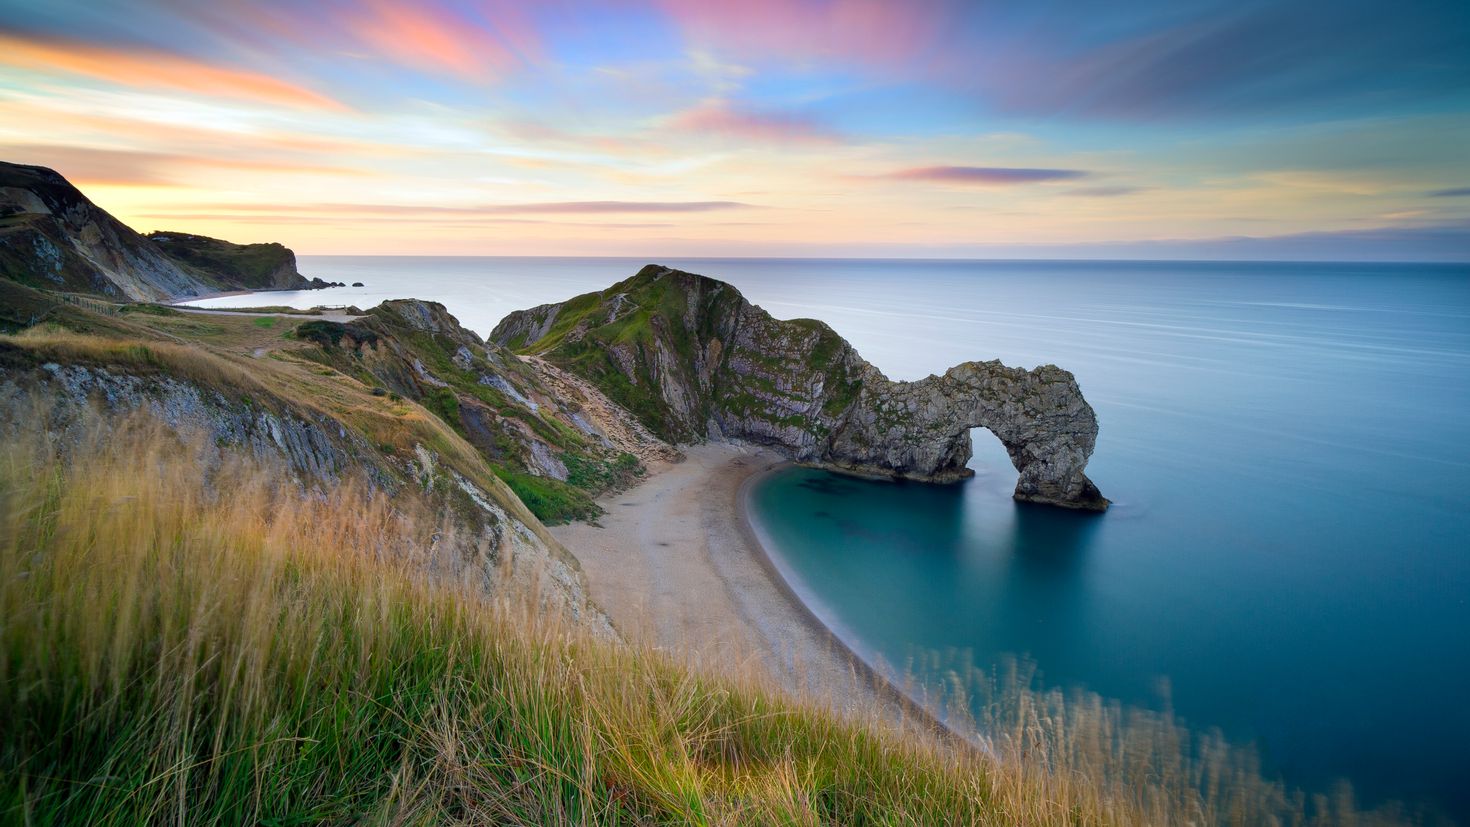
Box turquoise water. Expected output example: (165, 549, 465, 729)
(189, 257, 1470, 818)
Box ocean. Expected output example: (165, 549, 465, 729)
(186, 256, 1470, 818)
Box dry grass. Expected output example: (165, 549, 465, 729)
(0, 415, 1430, 825)
(0, 328, 549, 530)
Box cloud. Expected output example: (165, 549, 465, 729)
(1429, 187, 1470, 197)
(166, 201, 755, 216)
(0, 32, 343, 110)
(881, 165, 1088, 185)
(657, 0, 946, 65)
(0, 145, 179, 185)
(1058, 223, 1470, 262)
(666, 99, 839, 143)
(138, 212, 676, 229)
(959, 0, 1470, 119)
(1, 143, 370, 186)
(1065, 185, 1145, 197)
(337, 0, 534, 81)
(484, 200, 753, 213)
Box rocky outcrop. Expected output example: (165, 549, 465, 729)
(295, 297, 676, 521)
(0, 338, 614, 633)
(146, 231, 310, 291)
(494, 265, 1106, 510)
(0, 162, 309, 300)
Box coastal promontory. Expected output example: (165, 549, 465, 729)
(493, 265, 1107, 510)
(0, 161, 314, 300)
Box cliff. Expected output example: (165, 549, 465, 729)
(0, 280, 631, 630)
(288, 297, 676, 521)
(0, 162, 311, 300)
(493, 265, 1107, 510)
(146, 231, 307, 291)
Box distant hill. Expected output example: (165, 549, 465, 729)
(145, 231, 307, 292)
(0, 161, 314, 301)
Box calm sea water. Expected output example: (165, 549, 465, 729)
(188, 257, 1470, 818)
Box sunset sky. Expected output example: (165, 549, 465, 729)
(2, 0, 1468, 259)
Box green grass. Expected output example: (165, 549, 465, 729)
(251, 315, 278, 329)
(0, 413, 1423, 826)
(2, 421, 998, 823)
(493, 466, 601, 524)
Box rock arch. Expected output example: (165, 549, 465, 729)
(823, 360, 1108, 511)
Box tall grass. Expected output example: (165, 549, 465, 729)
(0, 416, 1428, 825)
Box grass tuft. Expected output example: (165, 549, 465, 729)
(0, 414, 1428, 825)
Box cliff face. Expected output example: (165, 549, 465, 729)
(0, 292, 613, 632)
(147, 231, 308, 291)
(494, 265, 1107, 510)
(0, 162, 309, 300)
(297, 298, 677, 522)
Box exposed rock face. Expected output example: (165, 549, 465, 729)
(493, 265, 1107, 510)
(0, 340, 614, 634)
(0, 162, 309, 300)
(295, 297, 677, 520)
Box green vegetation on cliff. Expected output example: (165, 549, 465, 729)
(146, 230, 305, 290)
(0, 279, 649, 525)
(0, 416, 1409, 825)
(493, 264, 859, 444)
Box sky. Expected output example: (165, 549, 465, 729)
(2, 0, 1468, 260)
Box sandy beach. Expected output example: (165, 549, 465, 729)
(551, 442, 938, 726)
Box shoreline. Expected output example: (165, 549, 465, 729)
(550, 442, 969, 746)
(735, 460, 985, 751)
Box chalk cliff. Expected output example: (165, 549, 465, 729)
(493, 265, 1107, 510)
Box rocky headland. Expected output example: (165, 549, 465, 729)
(494, 265, 1107, 510)
(1, 161, 321, 300)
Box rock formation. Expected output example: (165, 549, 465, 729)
(494, 265, 1107, 510)
(0, 161, 311, 300)
(0, 291, 613, 633)
(146, 231, 307, 291)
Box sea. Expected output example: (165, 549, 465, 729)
(185, 256, 1470, 819)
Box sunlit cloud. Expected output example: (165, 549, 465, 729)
(339, 0, 528, 81)
(0, 0, 1462, 258)
(666, 99, 839, 143)
(0, 143, 369, 186)
(144, 201, 756, 216)
(0, 32, 343, 110)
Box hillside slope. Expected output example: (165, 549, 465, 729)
(146, 230, 308, 290)
(494, 265, 1107, 510)
(0, 281, 613, 628)
(0, 162, 311, 300)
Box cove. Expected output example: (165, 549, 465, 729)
(193, 256, 1470, 820)
(749, 443, 1469, 818)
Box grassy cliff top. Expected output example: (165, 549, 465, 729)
(0, 416, 1393, 825)
(146, 230, 305, 289)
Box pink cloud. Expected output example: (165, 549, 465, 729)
(667, 100, 839, 143)
(341, 0, 530, 80)
(657, 0, 949, 65)
(0, 32, 344, 110)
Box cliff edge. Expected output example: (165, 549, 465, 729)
(0, 161, 311, 300)
(493, 265, 1107, 510)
